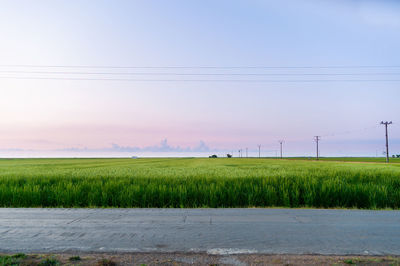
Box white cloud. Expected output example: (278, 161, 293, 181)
(57, 139, 212, 153)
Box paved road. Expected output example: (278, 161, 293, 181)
(1, 208, 399, 255)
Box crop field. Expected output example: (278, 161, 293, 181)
(286, 157, 400, 163)
(0, 158, 399, 209)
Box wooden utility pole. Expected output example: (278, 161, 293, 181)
(246, 147, 248, 158)
(314, 136, 321, 160)
(258, 144, 261, 158)
(381, 121, 393, 163)
(278, 140, 284, 159)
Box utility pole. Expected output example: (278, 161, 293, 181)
(381, 121, 393, 163)
(258, 144, 261, 158)
(314, 136, 321, 160)
(278, 140, 284, 159)
(246, 147, 248, 158)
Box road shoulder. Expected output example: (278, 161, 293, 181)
(2, 252, 400, 265)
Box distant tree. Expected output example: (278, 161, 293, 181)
(226, 154, 232, 158)
(209, 154, 218, 158)
(396, 155, 400, 158)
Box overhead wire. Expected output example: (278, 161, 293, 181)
(1, 76, 400, 82)
(1, 64, 399, 82)
(321, 125, 380, 138)
(1, 70, 400, 76)
(1, 64, 400, 69)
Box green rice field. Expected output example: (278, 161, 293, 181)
(0, 157, 399, 209)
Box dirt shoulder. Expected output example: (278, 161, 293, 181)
(2, 252, 400, 266)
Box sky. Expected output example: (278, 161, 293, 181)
(0, 0, 399, 157)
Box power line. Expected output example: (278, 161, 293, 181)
(1, 77, 400, 82)
(1, 70, 400, 76)
(1, 64, 400, 69)
(321, 125, 379, 138)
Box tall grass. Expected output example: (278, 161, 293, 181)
(0, 158, 399, 209)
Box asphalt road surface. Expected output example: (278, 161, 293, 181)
(1, 208, 399, 255)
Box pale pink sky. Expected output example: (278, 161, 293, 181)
(0, 0, 399, 156)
